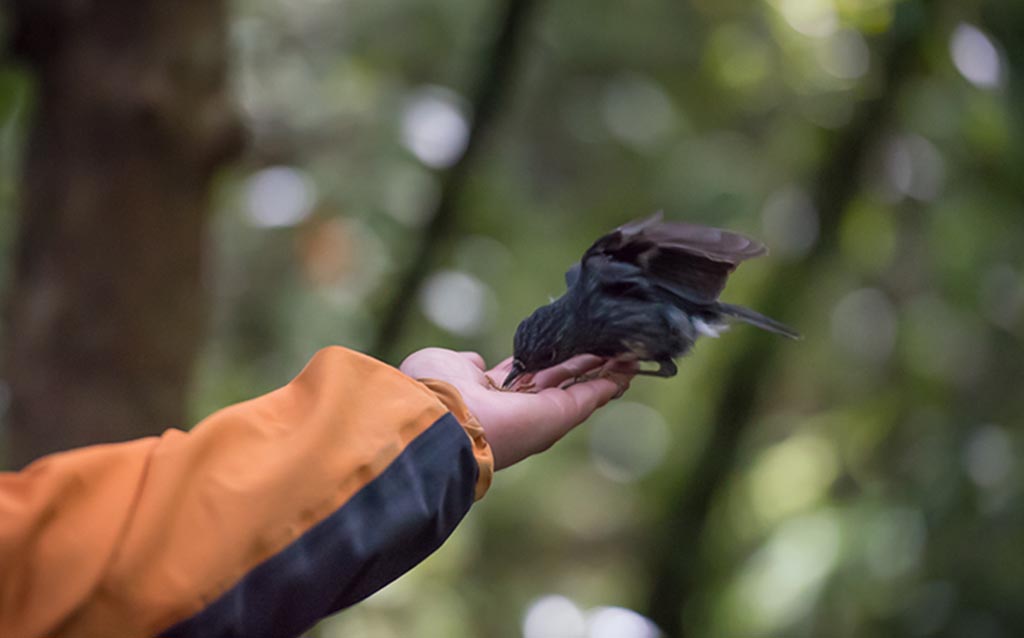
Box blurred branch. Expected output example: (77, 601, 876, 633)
(370, 0, 539, 362)
(642, 6, 935, 636)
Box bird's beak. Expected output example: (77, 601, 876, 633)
(502, 360, 525, 389)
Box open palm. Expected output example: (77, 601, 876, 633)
(400, 348, 633, 470)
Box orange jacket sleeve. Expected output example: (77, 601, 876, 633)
(0, 347, 493, 638)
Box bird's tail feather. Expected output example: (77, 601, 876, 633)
(716, 302, 801, 339)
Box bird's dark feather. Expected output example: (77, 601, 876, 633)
(575, 211, 766, 304)
(510, 213, 798, 383)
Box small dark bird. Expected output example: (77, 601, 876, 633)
(503, 212, 800, 389)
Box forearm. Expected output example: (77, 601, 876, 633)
(0, 347, 493, 638)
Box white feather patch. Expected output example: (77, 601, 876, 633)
(694, 318, 729, 338)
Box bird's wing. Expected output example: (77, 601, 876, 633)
(575, 212, 766, 304)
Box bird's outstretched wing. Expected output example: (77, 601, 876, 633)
(572, 212, 766, 304)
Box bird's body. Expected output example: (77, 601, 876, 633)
(504, 213, 799, 388)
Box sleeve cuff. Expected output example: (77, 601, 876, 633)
(416, 379, 494, 500)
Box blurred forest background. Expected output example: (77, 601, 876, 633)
(1, 0, 1023, 636)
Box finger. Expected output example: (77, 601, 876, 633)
(557, 377, 623, 425)
(531, 354, 606, 390)
(528, 377, 623, 437)
(604, 371, 633, 398)
(477, 377, 628, 470)
(458, 351, 487, 370)
(487, 356, 515, 377)
(606, 359, 640, 375)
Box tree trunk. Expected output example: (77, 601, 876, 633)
(3, 2, 243, 468)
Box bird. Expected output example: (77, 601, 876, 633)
(502, 212, 800, 389)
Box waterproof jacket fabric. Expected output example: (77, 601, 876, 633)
(0, 346, 494, 638)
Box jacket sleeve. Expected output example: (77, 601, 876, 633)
(0, 346, 494, 638)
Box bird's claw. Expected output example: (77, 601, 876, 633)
(559, 361, 631, 398)
(559, 373, 592, 390)
(485, 373, 537, 393)
(517, 381, 537, 393)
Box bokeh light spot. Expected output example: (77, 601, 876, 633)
(818, 28, 870, 80)
(298, 217, 354, 286)
(980, 265, 1024, 330)
(748, 433, 839, 523)
(760, 185, 819, 259)
(950, 24, 1003, 89)
(419, 270, 493, 337)
(585, 606, 662, 638)
(602, 74, 677, 151)
(831, 288, 898, 365)
(588, 401, 670, 483)
(401, 86, 470, 169)
(244, 166, 316, 228)
(904, 295, 989, 387)
(707, 24, 774, 92)
(963, 424, 1014, 489)
(523, 595, 586, 638)
(772, 0, 838, 38)
(863, 507, 927, 581)
(732, 512, 842, 634)
(883, 134, 945, 202)
(382, 164, 440, 227)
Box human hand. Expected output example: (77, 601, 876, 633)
(400, 348, 634, 470)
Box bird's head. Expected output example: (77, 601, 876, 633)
(503, 302, 571, 388)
